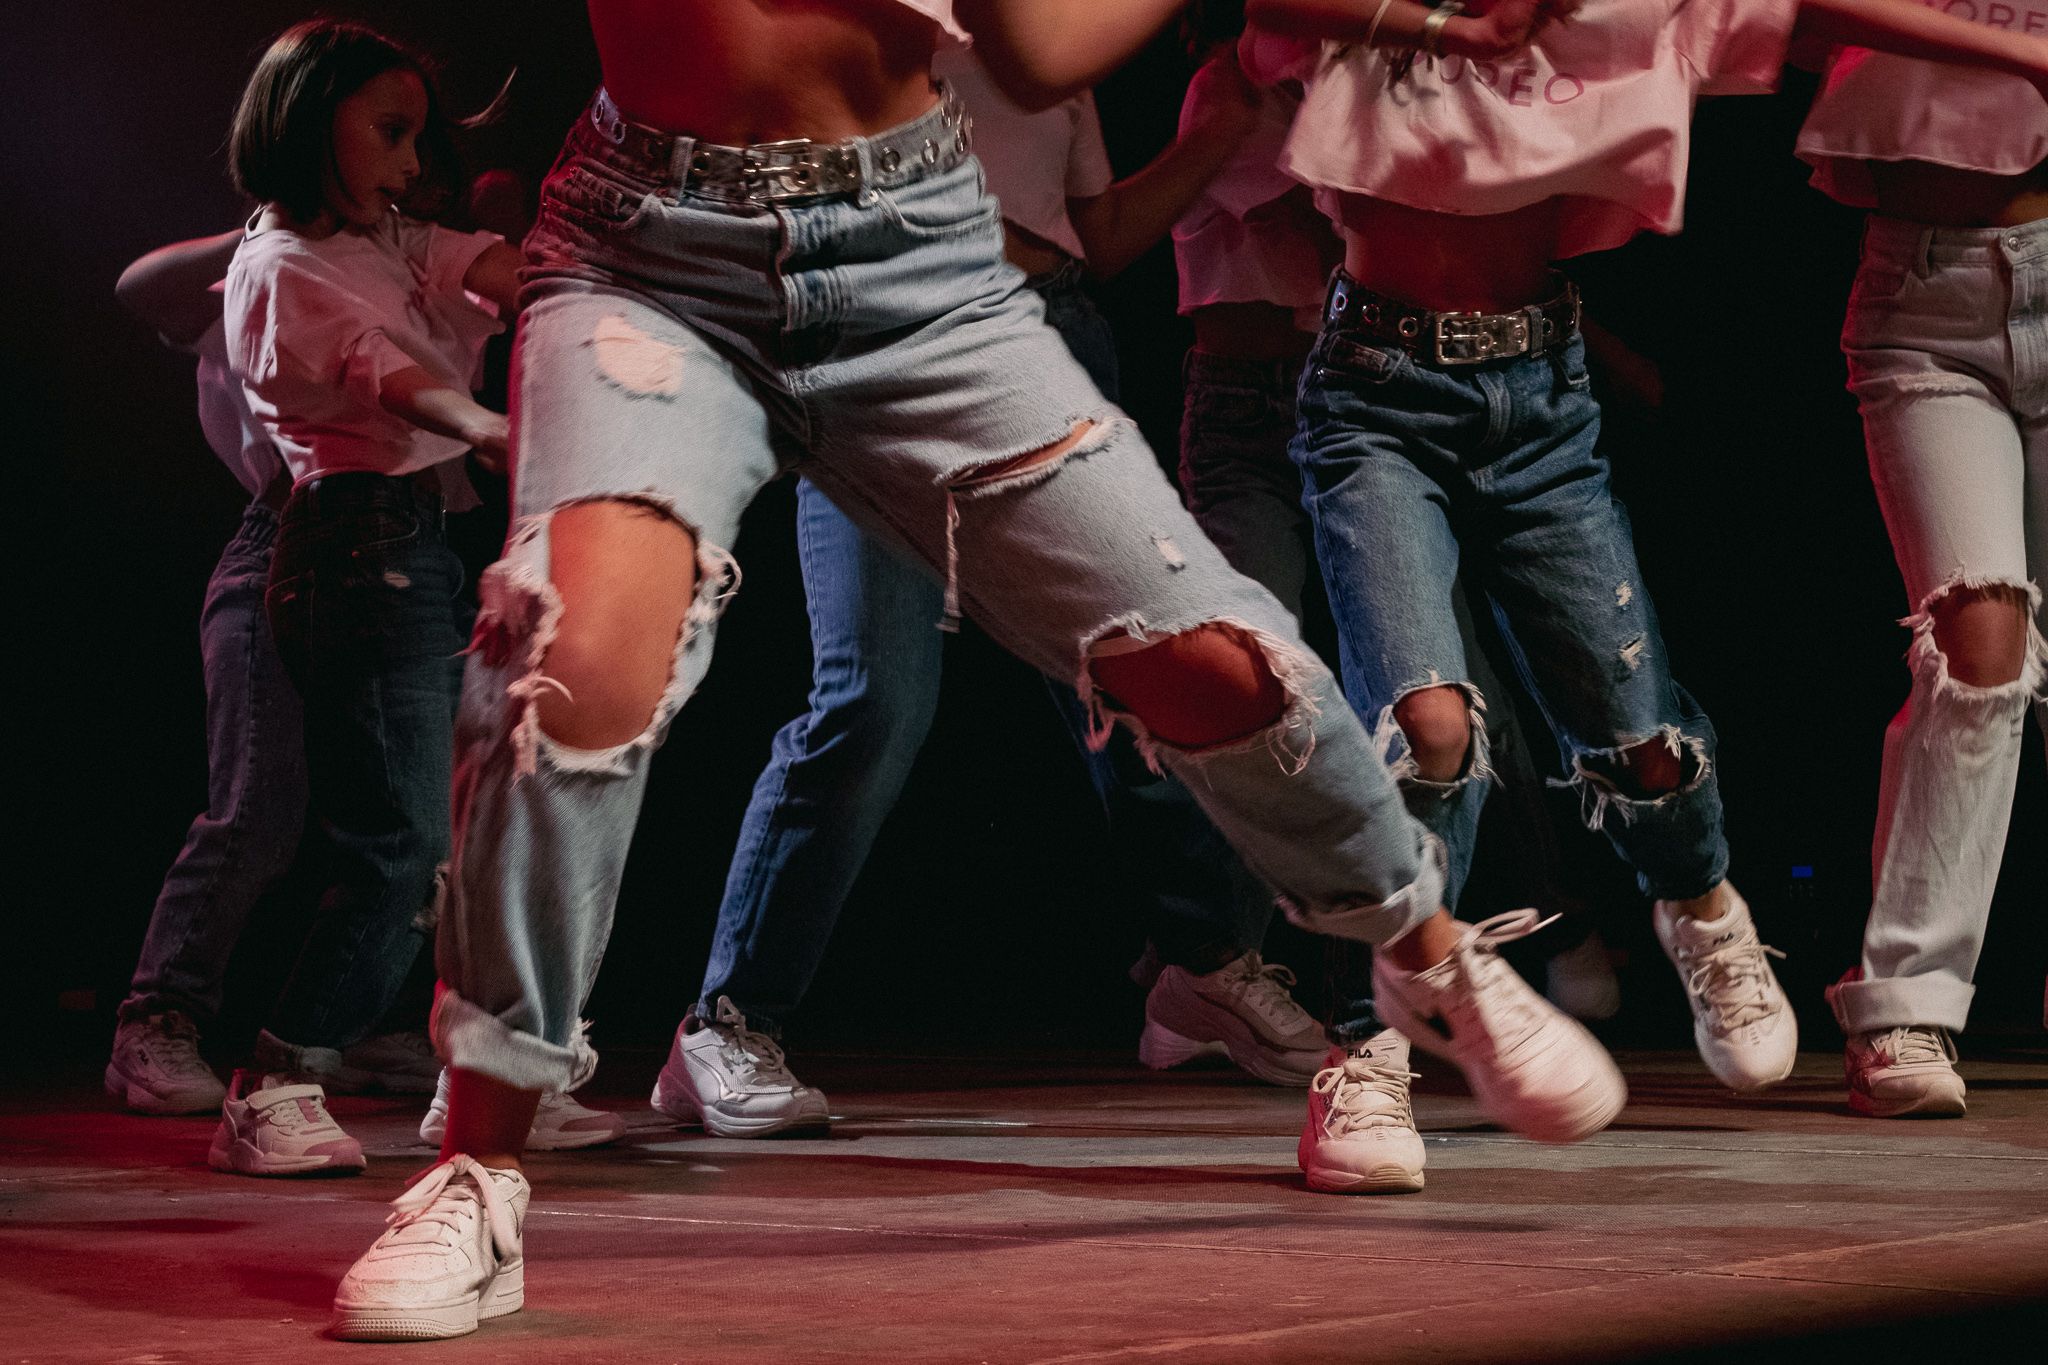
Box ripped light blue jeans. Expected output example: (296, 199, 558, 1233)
(431, 92, 1441, 1090)
(1833, 215, 2048, 1035)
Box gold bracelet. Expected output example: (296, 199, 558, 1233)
(1419, 1, 1465, 58)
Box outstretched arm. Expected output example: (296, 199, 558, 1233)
(1246, 0, 1566, 62)
(379, 367, 510, 471)
(1796, 0, 2048, 96)
(954, 0, 1185, 109)
(462, 240, 525, 318)
(1071, 49, 1263, 280)
(115, 229, 243, 349)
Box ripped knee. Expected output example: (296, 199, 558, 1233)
(474, 496, 738, 774)
(1087, 621, 1287, 749)
(1922, 580, 2037, 689)
(1569, 726, 1710, 827)
(1391, 685, 1478, 784)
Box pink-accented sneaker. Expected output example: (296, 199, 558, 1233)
(1373, 910, 1626, 1144)
(1298, 1030, 1425, 1193)
(331, 1156, 528, 1341)
(207, 1071, 365, 1176)
(419, 1070, 627, 1151)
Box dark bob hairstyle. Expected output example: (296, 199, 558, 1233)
(229, 19, 479, 223)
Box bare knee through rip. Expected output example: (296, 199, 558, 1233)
(538, 500, 699, 750)
(1929, 585, 2032, 688)
(1392, 685, 1473, 782)
(1089, 624, 1287, 749)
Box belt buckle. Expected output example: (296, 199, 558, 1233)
(742, 139, 823, 201)
(1433, 311, 1527, 366)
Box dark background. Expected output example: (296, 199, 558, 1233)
(7, 5, 2042, 1067)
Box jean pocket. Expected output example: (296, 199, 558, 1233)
(878, 169, 1002, 240)
(1190, 385, 1273, 432)
(1316, 336, 1406, 385)
(543, 163, 654, 230)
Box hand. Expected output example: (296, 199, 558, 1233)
(1443, 0, 1572, 63)
(466, 411, 510, 474)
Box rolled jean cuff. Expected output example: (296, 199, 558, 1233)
(430, 985, 597, 1094)
(1280, 833, 1445, 947)
(1832, 971, 1976, 1035)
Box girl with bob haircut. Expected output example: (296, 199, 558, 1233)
(206, 19, 530, 1179)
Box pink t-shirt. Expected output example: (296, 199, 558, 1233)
(190, 316, 286, 497)
(226, 212, 503, 484)
(1174, 76, 1340, 330)
(1266, 0, 1800, 258)
(936, 46, 1112, 261)
(1797, 1, 2048, 207)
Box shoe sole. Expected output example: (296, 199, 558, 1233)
(1850, 1088, 1967, 1119)
(1138, 1021, 1324, 1089)
(1302, 1164, 1426, 1195)
(331, 1261, 523, 1341)
(650, 1075, 830, 1138)
(207, 1136, 366, 1177)
(104, 1064, 224, 1117)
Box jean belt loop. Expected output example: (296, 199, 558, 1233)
(1915, 226, 1936, 280)
(666, 135, 695, 202)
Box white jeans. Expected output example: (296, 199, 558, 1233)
(1835, 214, 2048, 1034)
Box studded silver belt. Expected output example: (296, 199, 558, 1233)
(587, 86, 974, 205)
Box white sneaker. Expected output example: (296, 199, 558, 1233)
(1653, 887, 1796, 1091)
(1140, 950, 1328, 1086)
(649, 997, 830, 1138)
(1373, 910, 1626, 1144)
(207, 1071, 366, 1176)
(1839, 1025, 1967, 1118)
(1544, 930, 1621, 1022)
(419, 1070, 627, 1151)
(1298, 1030, 1425, 1194)
(105, 1011, 225, 1115)
(339, 1032, 442, 1095)
(331, 1156, 528, 1341)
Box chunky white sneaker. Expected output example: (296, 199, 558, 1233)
(331, 1157, 528, 1341)
(1544, 930, 1621, 1022)
(419, 1071, 627, 1151)
(1653, 887, 1796, 1091)
(105, 1011, 225, 1115)
(650, 997, 829, 1137)
(1373, 910, 1626, 1144)
(1839, 1025, 1967, 1118)
(1298, 1030, 1425, 1194)
(338, 1032, 443, 1095)
(207, 1071, 366, 1176)
(1140, 950, 1328, 1086)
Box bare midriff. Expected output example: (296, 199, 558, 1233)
(1869, 161, 2048, 230)
(1191, 303, 1316, 361)
(1333, 194, 1572, 314)
(589, 0, 941, 143)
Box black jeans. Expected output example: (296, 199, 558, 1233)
(263, 472, 470, 1050)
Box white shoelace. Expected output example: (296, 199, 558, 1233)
(1226, 954, 1317, 1034)
(1676, 925, 1785, 1033)
(1311, 1051, 1418, 1137)
(711, 998, 800, 1087)
(1438, 909, 1558, 1051)
(1875, 1025, 1956, 1069)
(384, 1156, 519, 1263)
(141, 1013, 207, 1069)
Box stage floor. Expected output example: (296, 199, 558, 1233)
(3, 1046, 2044, 1362)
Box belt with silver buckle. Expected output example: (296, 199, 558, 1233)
(589, 87, 972, 205)
(1325, 275, 1581, 367)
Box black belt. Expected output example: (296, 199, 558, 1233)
(1324, 273, 1581, 367)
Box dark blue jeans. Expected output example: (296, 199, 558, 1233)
(264, 473, 468, 1050)
(699, 263, 1269, 1029)
(1293, 295, 1729, 912)
(122, 495, 308, 1027)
